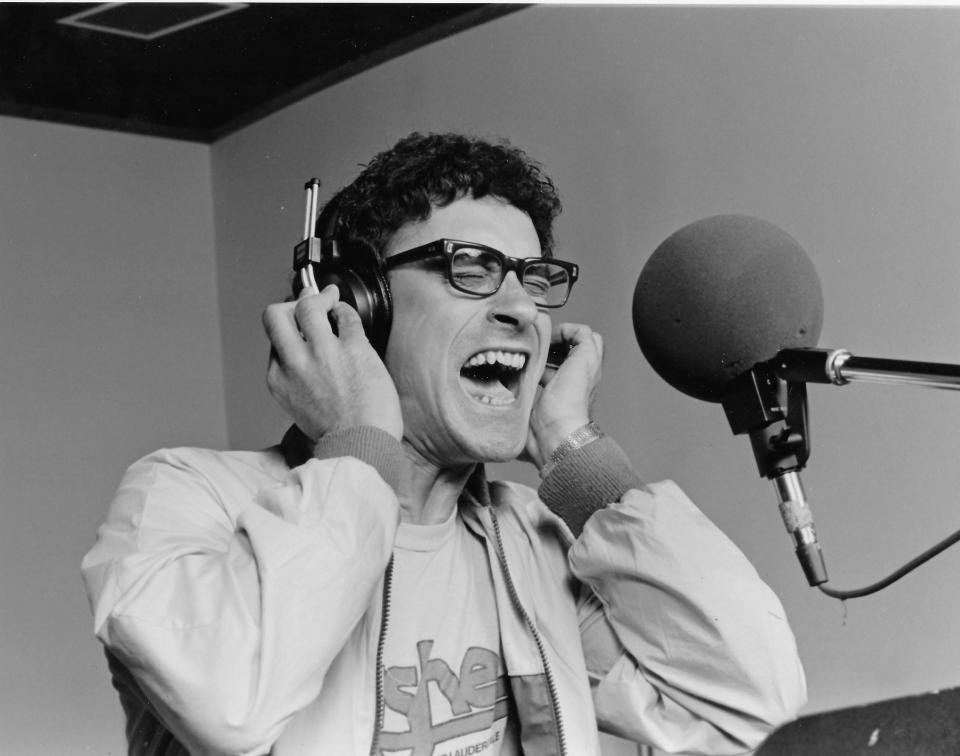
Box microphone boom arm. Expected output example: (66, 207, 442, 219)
(774, 348, 960, 391)
(725, 348, 960, 592)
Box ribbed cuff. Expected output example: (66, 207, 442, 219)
(312, 426, 404, 492)
(537, 436, 647, 537)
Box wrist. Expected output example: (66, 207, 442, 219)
(533, 417, 590, 463)
(539, 420, 604, 480)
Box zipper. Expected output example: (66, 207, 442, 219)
(489, 507, 568, 756)
(368, 555, 394, 756)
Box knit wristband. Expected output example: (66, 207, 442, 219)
(538, 434, 647, 537)
(312, 425, 404, 491)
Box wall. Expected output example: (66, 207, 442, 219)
(211, 3, 960, 736)
(0, 116, 227, 753)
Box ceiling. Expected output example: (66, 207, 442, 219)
(0, 2, 522, 143)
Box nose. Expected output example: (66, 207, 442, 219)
(488, 271, 539, 329)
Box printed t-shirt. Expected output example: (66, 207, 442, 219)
(377, 508, 519, 756)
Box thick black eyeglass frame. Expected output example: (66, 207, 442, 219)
(382, 238, 580, 308)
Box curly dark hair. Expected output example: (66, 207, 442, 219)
(321, 132, 563, 261)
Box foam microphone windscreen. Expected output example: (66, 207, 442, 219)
(633, 215, 824, 402)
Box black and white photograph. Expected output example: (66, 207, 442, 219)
(3, 3, 960, 754)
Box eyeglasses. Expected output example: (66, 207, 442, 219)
(383, 239, 579, 308)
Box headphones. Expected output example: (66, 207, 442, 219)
(292, 179, 393, 356)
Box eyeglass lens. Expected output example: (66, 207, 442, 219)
(451, 247, 571, 306)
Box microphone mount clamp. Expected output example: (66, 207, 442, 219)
(722, 365, 828, 586)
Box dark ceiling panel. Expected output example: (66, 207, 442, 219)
(58, 3, 246, 39)
(0, 3, 522, 142)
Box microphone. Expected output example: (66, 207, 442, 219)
(633, 215, 824, 403)
(633, 215, 828, 585)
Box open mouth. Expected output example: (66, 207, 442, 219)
(459, 349, 528, 406)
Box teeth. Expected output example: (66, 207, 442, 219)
(463, 350, 527, 370)
(471, 393, 516, 406)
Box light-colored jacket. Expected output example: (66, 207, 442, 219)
(82, 438, 806, 756)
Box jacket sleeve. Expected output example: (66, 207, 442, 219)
(538, 436, 807, 754)
(81, 429, 402, 756)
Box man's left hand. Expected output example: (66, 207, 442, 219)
(524, 322, 603, 471)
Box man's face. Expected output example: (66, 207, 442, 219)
(383, 195, 552, 466)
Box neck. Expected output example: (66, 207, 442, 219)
(397, 442, 475, 525)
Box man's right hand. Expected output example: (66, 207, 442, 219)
(263, 283, 403, 442)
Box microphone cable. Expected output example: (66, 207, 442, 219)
(818, 525, 960, 599)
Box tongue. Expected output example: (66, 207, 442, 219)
(460, 373, 515, 402)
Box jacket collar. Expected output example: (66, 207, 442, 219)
(461, 463, 492, 508)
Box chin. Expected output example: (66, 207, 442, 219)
(476, 442, 525, 464)
(459, 422, 527, 463)
(446, 371, 537, 463)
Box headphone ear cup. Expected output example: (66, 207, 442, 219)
(309, 262, 392, 357)
(365, 264, 393, 356)
(291, 189, 392, 355)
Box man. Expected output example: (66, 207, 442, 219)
(83, 132, 806, 756)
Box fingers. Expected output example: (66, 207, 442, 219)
(294, 284, 340, 339)
(539, 323, 604, 393)
(548, 322, 603, 366)
(263, 284, 338, 356)
(295, 285, 368, 347)
(330, 301, 366, 342)
(264, 282, 377, 386)
(552, 321, 589, 344)
(592, 331, 604, 362)
(552, 322, 601, 352)
(265, 344, 285, 400)
(263, 303, 302, 361)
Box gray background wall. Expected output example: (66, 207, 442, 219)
(0, 118, 226, 752)
(5, 6, 960, 754)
